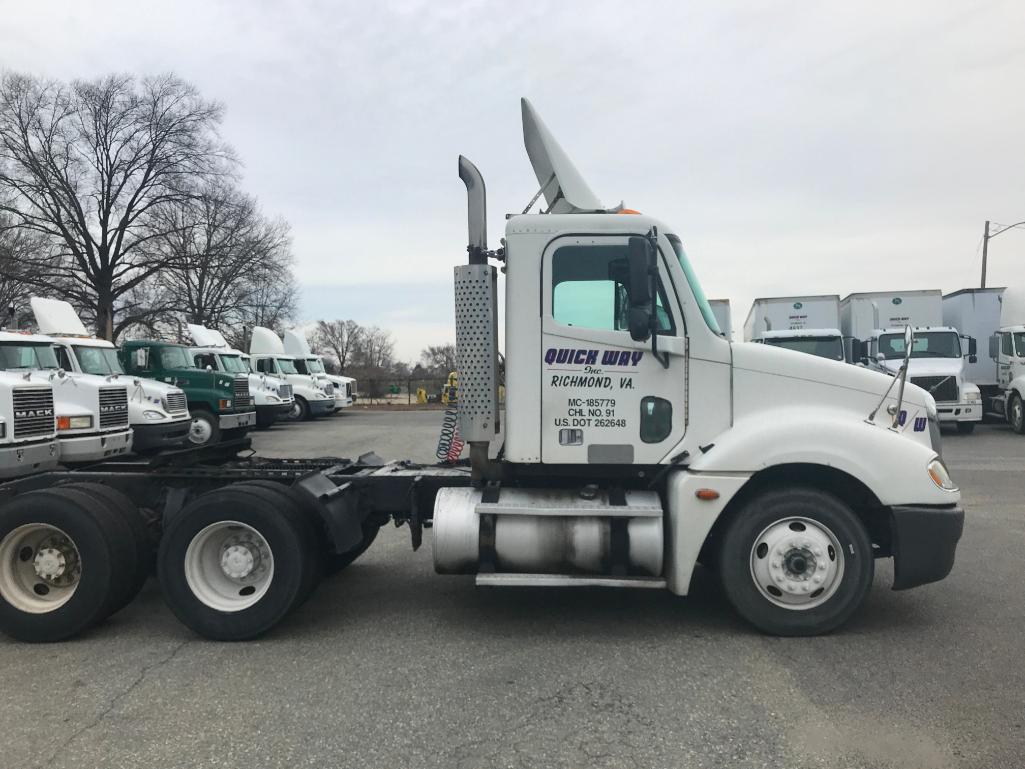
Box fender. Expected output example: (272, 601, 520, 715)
(687, 407, 951, 507)
(1009, 375, 1025, 402)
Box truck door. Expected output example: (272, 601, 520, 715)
(540, 235, 687, 465)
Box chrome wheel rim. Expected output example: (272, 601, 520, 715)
(184, 521, 274, 612)
(0, 524, 82, 613)
(287, 402, 302, 420)
(750, 517, 844, 610)
(1012, 398, 1023, 430)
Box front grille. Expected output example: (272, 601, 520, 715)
(165, 391, 187, 414)
(12, 387, 55, 438)
(911, 376, 958, 403)
(232, 377, 251, 410)
(99, 387, 129, 428)
(323, 382, 334, 397)
(278, 383, 293, 400)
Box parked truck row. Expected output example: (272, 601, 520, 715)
(0, 99, 963, 645)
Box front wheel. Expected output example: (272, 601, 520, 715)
(956, 422, 976, 435)
(188, 409, 220, 446)
(1008, 393, 1025, 434)
(718, 488, 873, 636)
(284, 397, 309, 422)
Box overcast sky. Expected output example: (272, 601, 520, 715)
(2, 0, 1023, 356)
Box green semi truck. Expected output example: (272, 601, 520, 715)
(119, 340, 256, 446)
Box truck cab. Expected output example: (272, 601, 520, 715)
(992, 325, 1025, 432)
(120, 340, 255, 446)
(0, 331, 132, 462)
(744, 295, 845, 361)
(31, 298, 191, 452)
(0, 370, 59, 478)
(186, 325, 294, 430)
(248, 327, 335, 421)
(282, 329, 355, 411)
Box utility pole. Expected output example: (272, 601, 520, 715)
(980, 220, 990, 288)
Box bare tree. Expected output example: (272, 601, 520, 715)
(419, 343, 457, 375)
(0, 213, 41, 322)
(313, 319, 362, 374)
(354, 325, 395, 370)
(149, 181, 294, 337)
(0, 72, 233, 339)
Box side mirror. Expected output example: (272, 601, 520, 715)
(205, 364, 213, 372)
(876, 352, 886, 363)
(134, 348, 148, 369)
(967, 337, 977, 357)
(627, 236, 654, 342)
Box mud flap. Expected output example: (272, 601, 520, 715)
(292, 472, 365, 555)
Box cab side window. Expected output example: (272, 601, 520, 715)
(551, 244, 674, 334)
(1001, 333, 1013, 357)
(194, 353, 216, 370)
(256, 358, 274, 374)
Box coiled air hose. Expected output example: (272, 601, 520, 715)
(435, 386, 464, 463)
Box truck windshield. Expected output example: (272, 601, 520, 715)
(764, 336, 844, 361)
(219, 355, 248, 373)
(665, 234, 721, 334)
(277, 358, 298, 374)
(0, 342, 60, 370)
(72, 345, 124, 375)
(241, 358, 253, 372)
(305, 358, 324, 373)
(159, 346, 196, 369)
(879, 331, 961, 359)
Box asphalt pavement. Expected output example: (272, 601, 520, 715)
(0, 410, 1022, 769)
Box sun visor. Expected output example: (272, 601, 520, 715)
(521, 98, 604, 214)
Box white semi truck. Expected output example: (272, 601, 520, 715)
(249, 327, 335, 421)
(187, 324, 294, 430)
(0, 99, 963, 643)
(282, 329, 356, 411)
(943, 287, 1025, 432)
(743, 295, 845, 361)
(708, 299, 732, 340)
(842, 290, 981, 434)
(31, 298, 192, 452)
(0, 330, 133, 462)
(0, 372, 59, 478)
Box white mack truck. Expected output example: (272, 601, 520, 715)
(0, 99, 962, 643)
(187, 324, 294, 430)
(31, 298, 191, 452)
(0, 371, 59, 478)
(282, 329, 355, 411)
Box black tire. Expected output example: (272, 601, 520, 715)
(284, 397, 309, 422)
(188, 408, 220, 446)
(717, 487, 873, 637)
(0, 487, 135, 642)
(228, 481, 324, 605)
(71, 482, 153, 611)
(157, 485, 314, 641)
(325, 523, 380, 576)
(255, 411, 276, 430)
(956, 422, 976, 435)
(1008, 393, 1025, 434)
(221, 427, 250, 442)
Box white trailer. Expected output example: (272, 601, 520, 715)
(841, 290, 981, 433)
(248, 327, 335, 420)
(941, 288, 1005, 391)
(187, 325, 294, 430)
(282, 329, 355, 410)
(32, 298, 191, 452)
(0, 98, 964, 643)
(708, 299, 731, 340)
(743, 295, 844, 361)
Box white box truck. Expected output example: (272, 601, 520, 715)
(743, 295, 845, 361)
(249, 327, 335, 420)
(0, 98, 964, 643)
(187, 324, 295, 430)
(0, 330, 132, 461)
(282, 329, 355, 411)
(31, 298, 192, 452)
(841, 290, 981, 433)
(941, 288, 1005, 398)
(708, 299, 732, 340)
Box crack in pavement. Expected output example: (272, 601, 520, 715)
(36, 640, 192, 769)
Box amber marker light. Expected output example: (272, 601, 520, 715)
(695, 488, 720, 501)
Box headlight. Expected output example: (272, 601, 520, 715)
(965, 391, 980, 402)
(927, 458, 957, 491)
(266, 395, 280, 402)
(219, 399, 232, 409)
(57, 415, 93, 430)
(143, 410, 164, 421)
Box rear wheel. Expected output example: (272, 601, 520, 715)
(956, 422, 976, 435)
(188, 409, 220, 446)
(157, 485, 315, 640)
(0, 487, 135, 642)
(1008, 393, 1025, 434)
(718, 487, 873, 636)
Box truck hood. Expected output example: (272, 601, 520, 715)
(879, 358, 963, 379)
(730, 342, 935, 450)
